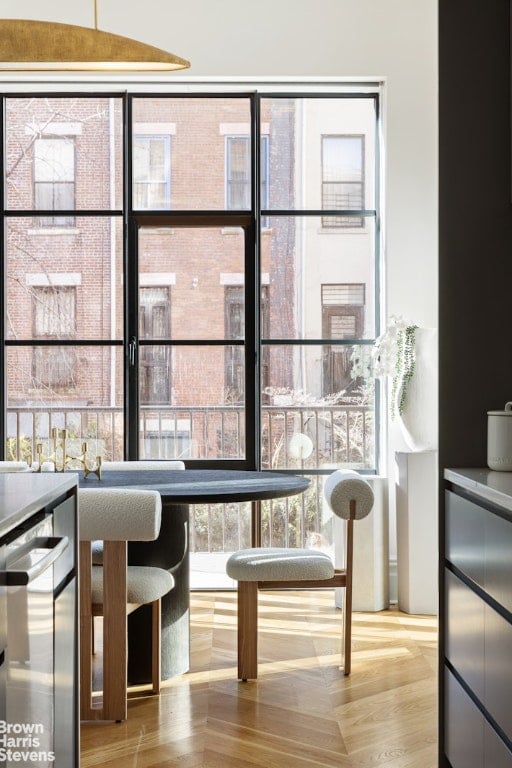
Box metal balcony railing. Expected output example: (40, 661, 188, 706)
(6, 402, 374, 553)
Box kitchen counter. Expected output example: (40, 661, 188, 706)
(0, 472, 77, 537)
(444, 467, 512, 514)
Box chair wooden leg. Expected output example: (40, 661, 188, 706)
(79, 541, 93, 720)
(343, 509, 355, 676)
(151, 599, 161, 694)
(238, 581, 258, 681)
(102, 541, 127, 721)
(343, 588, 352, 676)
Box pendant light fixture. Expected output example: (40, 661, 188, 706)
(0, 1, 190, 72)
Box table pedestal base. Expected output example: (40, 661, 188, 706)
(127, 502, 189, 682)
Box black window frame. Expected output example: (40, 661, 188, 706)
(0, 87, 381, 480)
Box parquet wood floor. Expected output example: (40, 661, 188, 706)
(80, 590, 437, 768)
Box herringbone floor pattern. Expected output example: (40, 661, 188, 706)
(81, 590, 438, 768)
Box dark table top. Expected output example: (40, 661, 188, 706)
(77, 468, 310, 505)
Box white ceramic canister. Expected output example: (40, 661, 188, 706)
(487, 402, 512, 471)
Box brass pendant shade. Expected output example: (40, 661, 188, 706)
(0, 18, 190, 71)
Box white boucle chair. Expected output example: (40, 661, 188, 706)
(79, 488, 174, 722)
(0, 460, 29, 471)
(91, 460, 185, 566)
(226, 469, 374, 681)
(101, 460, 186, 471)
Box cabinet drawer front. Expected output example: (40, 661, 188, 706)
(485, 603, 512, 743)
(485, 720, 512, 767)
(445, 667, 484, 768)
(445, 569, 485, 701)
(484, 510, 512, 613)
(446, 490, 485, 586)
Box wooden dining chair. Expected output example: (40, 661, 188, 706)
(226, 470, 374, 681)
(79, 488, 174, 722)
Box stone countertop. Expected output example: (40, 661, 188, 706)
(0, 472, 77, 539)
(445, 467, 512, 512)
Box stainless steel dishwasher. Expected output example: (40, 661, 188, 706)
(0, 494, 77, 768)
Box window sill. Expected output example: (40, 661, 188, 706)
(317, 227, 368, 235)
(27, 228, 80, 236)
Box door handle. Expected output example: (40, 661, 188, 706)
(0, 536, 69, 586)
(129, 336, 137, 366)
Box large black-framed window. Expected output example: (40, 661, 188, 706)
(1, 88, 380, 482)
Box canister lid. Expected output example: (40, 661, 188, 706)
(488, 401, 512, 416)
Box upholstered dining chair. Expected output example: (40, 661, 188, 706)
(90, 460, 185, 566)
(79, 488, 174, 722)
(100, 460, 186, 471)
(0, 460, 29, 471)
(226, 470, 374, 681)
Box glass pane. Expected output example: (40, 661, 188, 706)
(5, 97, 123, 210)
(131, 97, 251, 210)
(261, 475, 333, 551)
(6, 217, 123, 340)
(138, 225, 245, 340)
(262, 216, 376, 340)
(190, 500, 252, 588)
(139, 346, 245, 460)
(261, 97, 376, 211)
(261, 344, 375, 470)
(6, 346, 124, 465)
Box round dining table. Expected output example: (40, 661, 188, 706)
(79, 468, 310, 682)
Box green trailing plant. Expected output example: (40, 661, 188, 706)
(390, 324, 418, 419)
(373, 316, 418, 420)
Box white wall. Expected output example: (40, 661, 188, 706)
(2, 0, 438, 586)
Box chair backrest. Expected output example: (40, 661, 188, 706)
(101, 460, 185, 471)
(324, 469, 374, 520)
(79, 488, 162, 542)
(0, 461, 29, 472)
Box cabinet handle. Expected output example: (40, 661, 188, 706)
(0, 536, 69, 586)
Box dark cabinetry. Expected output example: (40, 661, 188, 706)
(442, 481, 512, 768)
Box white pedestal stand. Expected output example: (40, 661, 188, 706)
(334, 476, 389, 611)
(395, 450, 438, 614)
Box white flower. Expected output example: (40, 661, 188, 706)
(373, 315, 406, 377)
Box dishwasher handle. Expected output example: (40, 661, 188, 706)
(0, 536, 70, 586)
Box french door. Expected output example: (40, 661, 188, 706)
(130, 217, 255, 468)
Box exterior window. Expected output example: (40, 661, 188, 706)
(133, 136, 171, 209)
(226, 136, 269, 216)
(34, 137, 75, 226)
(321, 135, 364, 228)
(139, 287, 171, 404)
(322, 283, 365, 395)
(32, 286, 76, 387)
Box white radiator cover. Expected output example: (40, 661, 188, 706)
(334, 476, 389, 611)
(395, 450, 438, 615)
